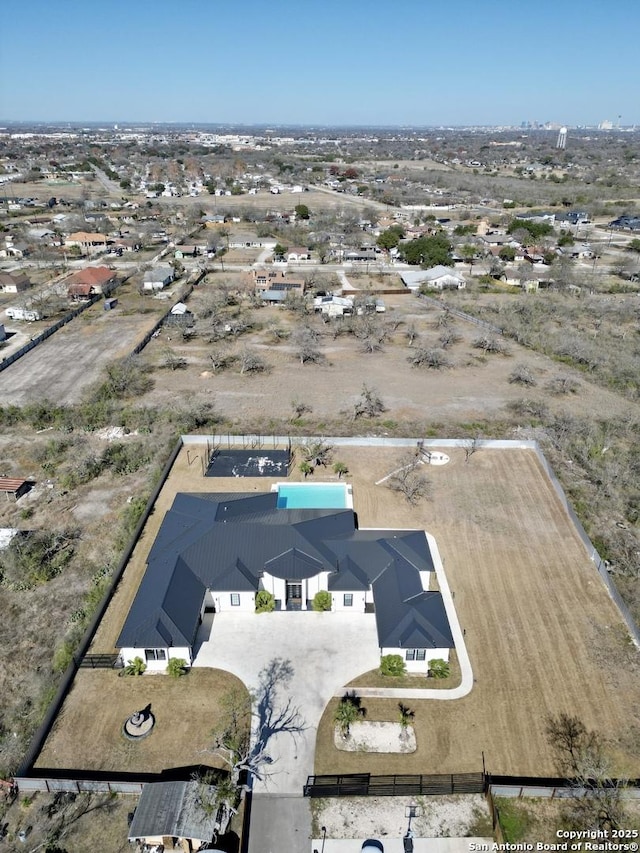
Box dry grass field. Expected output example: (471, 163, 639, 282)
(313, 445, 640, 778)
(52, 441, 640, 780)
(34, 668, 246, 774)
(136, 287, 636, 429)
(0, 279, 168, 405)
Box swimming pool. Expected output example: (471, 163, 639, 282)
(274, 482, 353, 509)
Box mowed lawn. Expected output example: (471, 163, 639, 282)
(34, 668, 246, 775)
(314, 446, 640, 778)
(41, 443, 640, 779)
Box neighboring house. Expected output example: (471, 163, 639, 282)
(174, 245, 200, 259)
(65, 232, 109, 253)
(286, 246, 312, 262)
(0, 272, 33, 293)
(128, 781, 229, 851)
(400, 266, 466, 291)
(313, 295, 354, 317)
(116, 491, 454, 674)
(66, 265, 117, 297)
(481, 233, 519, 249)
(143, 265, 174, 291)
(227, 234, 273, 249)
(560, 244, 594, 260)
(254, 271, 304, 296)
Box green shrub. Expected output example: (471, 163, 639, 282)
(255, 590, 276, 613)
(380, 654, 406, 677)
(166, 658, 188, 678)
(428, 658, 450, 678)
(312, 590, 332, 611)
(119, 656, 147, 676)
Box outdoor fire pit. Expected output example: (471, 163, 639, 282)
(122, 704, 155, 740)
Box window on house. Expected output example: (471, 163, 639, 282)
(230, 593, 240, 606)
(343, 594, 353, 607)
(144, 648, 166, 662)
(405, 649, 427, 661)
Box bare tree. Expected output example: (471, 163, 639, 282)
(509, 363, 537, 386)
(239, 349, 268, 375)
(408, 348, 451, 369)
(473, 335, 508, 355)
(292, 326, 325, 364)
(353, 384, 386, 419)
(387, 455, 431, 505)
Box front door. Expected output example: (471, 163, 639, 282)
(286, 581, 302, 610)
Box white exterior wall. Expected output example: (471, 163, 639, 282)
(213, 591, 255, 612)
(261, 573, 286, 606)
(332, 590, 367, 612)
(381, 646, 450, 674)
(120, 645, 192, 673)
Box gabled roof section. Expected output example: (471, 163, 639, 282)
(373, 562, 453, 650)
(213, 557, 257, 592)
(264, 547, 325, 580)
(327, 555, 370, 591)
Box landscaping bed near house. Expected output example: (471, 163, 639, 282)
(346, 650, 461, 690)
(334, 721, 417, 753)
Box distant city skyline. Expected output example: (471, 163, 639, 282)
(1, 0, 638, 127)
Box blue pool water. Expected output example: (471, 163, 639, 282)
(276, 483, 349, 509)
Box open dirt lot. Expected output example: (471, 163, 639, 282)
(0, 282, 166, 405)
(59, 442, 640, 780)
(136, 288, 636, 428)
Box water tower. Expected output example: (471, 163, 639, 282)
(556, 127, 567, 149)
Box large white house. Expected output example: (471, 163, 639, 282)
(117, 490, 454, 674)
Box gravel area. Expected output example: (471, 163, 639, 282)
(335, 722, 417, 753)
(314, 794, 489, 839)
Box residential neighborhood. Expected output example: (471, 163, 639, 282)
(1, 8, 640, 847)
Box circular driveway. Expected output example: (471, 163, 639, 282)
(192, 610, 381, 794)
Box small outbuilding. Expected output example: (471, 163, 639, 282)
(0, 477, 32, 501)
(127, 781, 227, 852)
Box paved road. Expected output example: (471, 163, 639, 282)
(247, 793, 311, 853)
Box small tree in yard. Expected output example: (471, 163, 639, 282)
(334, 692, 366, 738)
(408, 347, 451, 369)
(167, 658, 188, 678)
(387, 454, 431, 505)
(312, 590, 332, 611)
(380, 654, 406, 677)
(333, 461, 349, 478)
(398, 703, 415, 728)
(299, 461, 313, 478)
(239, 349, 268, 375)
(428, 659, 450, 678)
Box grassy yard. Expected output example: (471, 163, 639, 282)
(34, 668, 248, 775)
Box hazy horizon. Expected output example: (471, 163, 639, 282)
(1, 0, 639, 127)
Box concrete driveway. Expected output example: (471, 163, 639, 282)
(192, 611, 380, 794)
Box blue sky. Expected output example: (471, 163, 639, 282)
(1, 0, 638, 126)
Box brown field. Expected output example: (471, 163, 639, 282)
(34, 667, 246, 774)
(312, 445, 640, 777)
(62, 441, 640, 780)
(0, 279, 167, 405)
(137, 288, 636, 428)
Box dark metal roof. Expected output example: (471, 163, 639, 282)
(117, 491, 450, 652)
(128, 781, 218, 842)
(373, 563, 454, 650)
